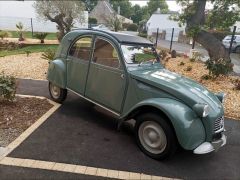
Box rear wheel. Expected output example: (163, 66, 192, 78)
(49, 82, 67, 103)
(135, 113, 177, 160)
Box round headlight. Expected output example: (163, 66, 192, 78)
(202, 104, 210, 117)
(193, 103, 210, 118)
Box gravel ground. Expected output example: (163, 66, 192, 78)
(165, 57, 240, 120)
(0, 53, 48, 80)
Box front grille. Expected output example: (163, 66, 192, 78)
(214, 116, 224, 133)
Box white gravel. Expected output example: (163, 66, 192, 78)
(0, 53, 48, 80)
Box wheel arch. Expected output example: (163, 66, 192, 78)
(47, 59, 66, 89)
(120, 98, 206, 150)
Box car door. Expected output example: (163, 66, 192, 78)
(85, 37, 126, 113)
(66, 36, 93, 94)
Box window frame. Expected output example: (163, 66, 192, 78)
(67, 35, 94, 62)
(91, 36, 121, 69)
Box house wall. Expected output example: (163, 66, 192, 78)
(231, 21, 240, 33)
(147, 14, 185, 41)
(0, 1, 88, 32)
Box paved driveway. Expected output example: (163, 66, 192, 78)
(1, 79, 237, 179)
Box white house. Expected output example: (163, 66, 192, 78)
(146, 8, 185, 41)
(231, 21, 240, 33)
(90, 0, 133, 25)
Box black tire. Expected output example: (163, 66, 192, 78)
(135, 113, 177, 160)
(49, 82, 67, 103)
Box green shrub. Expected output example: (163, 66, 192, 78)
(127, 23, 138, 31)
(159, 49, 168, 60)
(190, 51, 202, 62)
(34, 32, 48, 43)
(179, 61, 185, 66)
(0, 72, 16, 101)
(0, 30, 11, 40)
(233, 79, 240, 90)
(201, 74, 212, 80)
(205, 58, 233, 78)
(138, 33, 147, 38)
(88, 17, 97, 25)
(122, 23, 130, 30)
(16, 22, 24, 41)
(185, 66, 192, 71)
(41, 49, 56, 61)
(0, 40, 19, 50)
(25, 50, 31, 57)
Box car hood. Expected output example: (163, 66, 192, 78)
(130, 68, 223, 114)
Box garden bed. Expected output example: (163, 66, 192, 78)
(165, 57, 240, 120)
(0, 96, 53, 147)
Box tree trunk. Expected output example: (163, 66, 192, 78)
(195, 30, 230, 61)
(186, 0, 230, 61)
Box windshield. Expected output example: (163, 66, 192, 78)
(121, 44, 159, 64)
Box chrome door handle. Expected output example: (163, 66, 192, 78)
(121, 74, 125, 79)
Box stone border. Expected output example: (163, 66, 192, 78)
(0, 157, 172, 180)
(0, 94, 61, 160)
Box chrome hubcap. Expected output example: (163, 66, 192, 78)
(50, 84, 60, 99)
(138, 121, 167, 154)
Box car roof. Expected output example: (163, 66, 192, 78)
(71, 29, 153, 46)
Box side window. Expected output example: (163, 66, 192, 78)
(93, 38, 120, 68)
(69, 37, 92, 61)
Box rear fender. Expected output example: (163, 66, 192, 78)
(47, 59, 66, 88)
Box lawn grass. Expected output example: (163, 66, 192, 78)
(0, 44, 58, 57)
(9, 31, 57, 40)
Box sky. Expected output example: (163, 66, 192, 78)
(0, 0, 182, 18)
(130, 0, 181, 11)
(0, 0, 213, 19)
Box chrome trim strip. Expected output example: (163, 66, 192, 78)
(67, 88, 120, 117)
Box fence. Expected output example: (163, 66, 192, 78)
(0, 16, 88, 33)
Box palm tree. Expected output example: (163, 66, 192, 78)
(34, 32, 48, 43)
(16, 22, 24, 41)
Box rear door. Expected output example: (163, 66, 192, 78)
(85, 37, 127, 113)
(66, 36, 93, 94)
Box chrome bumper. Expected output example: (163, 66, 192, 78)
(193, 134, 227, 154)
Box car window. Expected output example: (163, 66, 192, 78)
(69, 36, 92, 61)
(92, 38, 119, 68)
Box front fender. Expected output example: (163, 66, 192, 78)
(47, 59, 66, 88)
(122, 98, 206, 150)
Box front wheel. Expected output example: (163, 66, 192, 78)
(49, 82, 67, 103)
(135, 113, 177, 160)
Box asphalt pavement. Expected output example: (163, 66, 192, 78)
(2, 79, 238, 179)
(0, 165, 110, 180)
